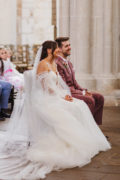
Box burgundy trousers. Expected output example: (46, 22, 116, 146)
(72, 92, 104, 125)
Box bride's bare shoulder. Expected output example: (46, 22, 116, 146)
(37, 60, 49, 75)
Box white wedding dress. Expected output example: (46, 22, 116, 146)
(0, 66, 111, 179)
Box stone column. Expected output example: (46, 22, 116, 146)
(112, 0, 120, 104)
(52, 0, 57, 39)
(112, 0, 120, 86)
(0, 0, 16, 44)
(70, 0, 95, 89)
(17, 0, 22, 44)
(21, 0, 34, 44)
(56, 0, 70, 37)
(21, 0, 54, 44)
(91, 0, 104, 76)
(57, 0, 120, 105)
(92, 0, 119, 93)
(33, 0, 54, 44)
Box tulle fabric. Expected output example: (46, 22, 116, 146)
(0, 70, 111, 180)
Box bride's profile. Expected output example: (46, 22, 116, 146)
(0, 40, 111, 179)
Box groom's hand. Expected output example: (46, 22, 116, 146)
(85, 91, 92, 97)
(64, 95, 73, 102)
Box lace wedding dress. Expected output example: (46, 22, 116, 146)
(0, 66, 111, 179)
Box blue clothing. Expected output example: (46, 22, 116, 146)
(0, 80, 12, 112)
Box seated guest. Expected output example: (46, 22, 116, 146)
(0, 80, 11, 120)
(55, 37, 104, 125)
(6, 48, 13, 61)
(0, 48, 24, 91)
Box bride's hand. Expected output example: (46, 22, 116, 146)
(64, 95, 73, 102)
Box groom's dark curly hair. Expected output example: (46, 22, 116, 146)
(55, 37, 69, 48)
(40, 41, 57, 61)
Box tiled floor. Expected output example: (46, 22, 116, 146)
(0, 106, 120, 180)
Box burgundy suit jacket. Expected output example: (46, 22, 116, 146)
(55, 56, 86, 96)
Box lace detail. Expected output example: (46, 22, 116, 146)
(36, 71, 71, 97)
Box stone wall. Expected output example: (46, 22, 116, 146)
(0, 0, 16, 44)
(57, 0, 120, 106)
(19, 0, 55, 44)
(17, 0, 22, 44)
(0, 0, 55, 45)
(0, 0, 120, 105)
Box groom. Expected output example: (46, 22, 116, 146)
(55, 37, 104, 125)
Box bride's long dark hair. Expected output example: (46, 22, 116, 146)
(0, 58, 4, 75)
(40, 41, 57, 61)
(0, 48, 4, 75)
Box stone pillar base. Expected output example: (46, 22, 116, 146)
(95, 75, 118, 93)
(76, 74, 96, 90)
(76, 73, 120, 106)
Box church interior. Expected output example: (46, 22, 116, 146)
(0, 0, 120, 179)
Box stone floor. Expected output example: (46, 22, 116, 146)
(45, 106, 120, 180)
(0, 106, 120, 180)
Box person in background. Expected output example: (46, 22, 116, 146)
(0, 48, 24, 91)
(6, 48, 13, 61)
(0, 80, 11, 120)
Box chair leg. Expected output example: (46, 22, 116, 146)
(9, 86, 15, 112)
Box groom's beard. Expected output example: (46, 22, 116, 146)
(63, 53, 70, 58)
(62, 50, 71, 58)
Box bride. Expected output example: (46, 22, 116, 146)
(0, 41, 111, 179)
